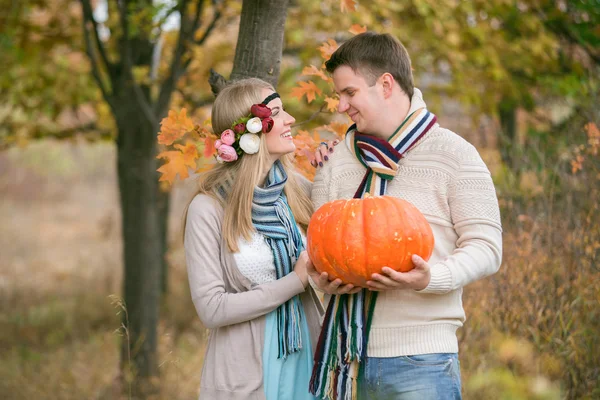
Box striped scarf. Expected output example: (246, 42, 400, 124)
(252, 160, 305, 358)
(309, 107, 437, 400)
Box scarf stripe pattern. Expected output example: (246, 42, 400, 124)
(252, 160, 305, 358)
(309, 108, 437, 400)
(350, 108, 437, 196)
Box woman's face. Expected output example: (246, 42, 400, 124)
(261, 89, 296, 161)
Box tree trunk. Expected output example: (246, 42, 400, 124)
(229, 0, 290, 87)
(114, 93, 163, 395)
(158, 189, 169, 296)
(498, 98, 518, 170)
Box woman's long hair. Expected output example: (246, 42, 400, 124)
(183, 78, 313, 252)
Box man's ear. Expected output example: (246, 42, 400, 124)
(381, 73, 395, 99)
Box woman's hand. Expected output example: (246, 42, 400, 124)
(293, 251, 311, 288)
(306, 260, 362, 295)
(311, 139, 340, 168)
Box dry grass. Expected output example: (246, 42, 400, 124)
(1, 136, 598, 399)
(0, 140, 205, 399)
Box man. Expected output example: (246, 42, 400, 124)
(308, 32, 503, 399)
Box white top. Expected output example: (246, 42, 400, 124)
(312, 88, 503, 357)
(233, 232, 277, 285)
(234, 231, 307, 286)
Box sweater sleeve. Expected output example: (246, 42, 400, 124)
(419, 147, 503, 294)
(294, 171, 313, 197)
(311, 163, 331, 212)
(184, 195, 306, 329)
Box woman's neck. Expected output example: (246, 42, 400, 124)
(258, 159, 276, 187)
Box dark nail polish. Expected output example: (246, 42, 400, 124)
(319, 162, 323, 167)
(329, 147, 334, 152)
(324, 155, 329, 161)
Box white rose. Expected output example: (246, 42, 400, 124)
(215, 155, 224, 164)
(239, 133, 261, 154)
(246, 117, 263, 134)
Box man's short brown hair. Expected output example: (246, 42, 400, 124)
(325, 32, 414, 98)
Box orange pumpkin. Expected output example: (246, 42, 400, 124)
(306, 195, 434, 287)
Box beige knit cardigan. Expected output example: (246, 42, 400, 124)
(185, 184, 324, 399)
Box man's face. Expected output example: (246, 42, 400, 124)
(332, 65, 384, 135)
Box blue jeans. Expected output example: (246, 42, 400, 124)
(358, 353, 462, 400)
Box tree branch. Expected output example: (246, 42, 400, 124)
(154, 3, 181, 34)
(82, 18, 114, 108)
(116, 0, 157, 125)
(208, 68, 227, 96)
(193, 4, 222, 46)
(117, 0, 133, 77)
(79, 0, 113, 76)
(177, 88, 216, 109)
(292, 104, 328, 128)
(182, 5, 223, 76)
(154, 0, 199, 117)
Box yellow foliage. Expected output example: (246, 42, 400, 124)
(324, 96, 339, 112)
(293, 129, 322, 180)
(348, 24, 367, 35)
(340, 0, 358, 13)
(156, 148, 195, 182)
(157, 109, 195, 146)
(318, 39, 339, 61)
(290, 81, 323, 104)
(156, 107, 218, 184)
(301, 65, 332, 83)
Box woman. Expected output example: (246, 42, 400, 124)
(184, 78, 323, 400)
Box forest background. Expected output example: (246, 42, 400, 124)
(1, 0, 599, 399)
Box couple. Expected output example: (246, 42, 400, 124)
(184, 32, 503, 400)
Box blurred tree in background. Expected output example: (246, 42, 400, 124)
(1, 0, 598, 398)
(2, 0, 292, 395)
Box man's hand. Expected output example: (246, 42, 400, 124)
(307, 259, 362, 295)
(366, 255, 431, 291)
(311, 139, 340, 168)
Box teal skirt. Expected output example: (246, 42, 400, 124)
(263, 306, 317, 400)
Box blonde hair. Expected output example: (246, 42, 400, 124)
(184, 78, 313, 252)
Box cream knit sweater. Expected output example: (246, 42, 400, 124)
(311, 89, 503, 357)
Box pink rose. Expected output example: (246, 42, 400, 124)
(215, 139, 222, 149)
(221, 129, 235, 146)
(262, 117, 274, 133)
(251, 103, 272, 118)
(217, 144, 238, 162)
(233, 123, 246, 134)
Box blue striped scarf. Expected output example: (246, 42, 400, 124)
(252, 160, 305, 358)
(309, 108, 437, 400)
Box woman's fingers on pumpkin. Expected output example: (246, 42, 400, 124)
(314, 272, 329, 286)
(337, 284, 356, 294)
(325, 278, 343, 293)
(328, 278, 343, 288)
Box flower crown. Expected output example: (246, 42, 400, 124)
(214, 93, 279, 163)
